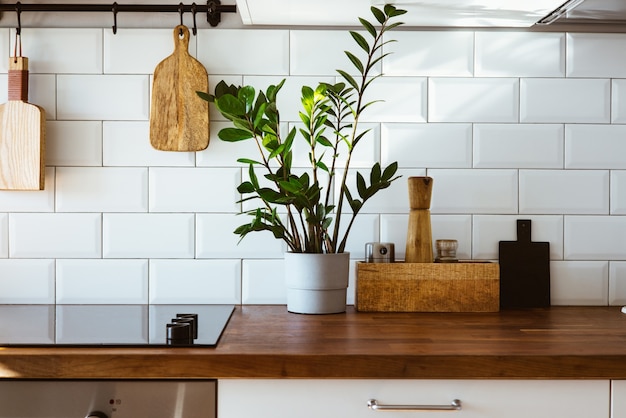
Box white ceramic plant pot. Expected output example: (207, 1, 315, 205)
(284, 252, 350, 314)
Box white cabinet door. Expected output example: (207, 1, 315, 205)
(612, 381, 626, 418)
(219, 379, 608, 418)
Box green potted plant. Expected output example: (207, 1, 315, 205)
(199, 5, 406, 314)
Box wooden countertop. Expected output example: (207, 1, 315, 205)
(2, 305, 626, 380)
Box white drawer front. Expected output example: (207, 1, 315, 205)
(219, 379, 608, 418)
(613, 380, 626, 418)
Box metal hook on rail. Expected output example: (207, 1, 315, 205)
(15, 1, 22, 35)
(178, 2, 184, 36)
(112, 2, 118, 34)
(191, 3, 197, 35)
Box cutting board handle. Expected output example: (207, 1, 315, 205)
(516, 219, 532, 243)
(8, 57, 29, 102)
(174, 25, 190, 54)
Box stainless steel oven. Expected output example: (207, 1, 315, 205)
(0, 380, 216, 418)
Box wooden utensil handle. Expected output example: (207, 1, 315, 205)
(8, 57, 29, 101)
(174, 25, 190, 51)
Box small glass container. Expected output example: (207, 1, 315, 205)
(435, 239, 458, 263)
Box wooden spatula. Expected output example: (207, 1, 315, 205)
(0, 55, 45, 190)
(150, 25, 209, 152)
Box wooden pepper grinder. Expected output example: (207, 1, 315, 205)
(405, 176, 434, 263)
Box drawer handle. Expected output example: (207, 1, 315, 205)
(367, 399, 462, 411)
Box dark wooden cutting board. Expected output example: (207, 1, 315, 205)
(498, 219, 550, 309)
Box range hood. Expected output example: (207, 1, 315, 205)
(538, 0, 626, 26)
(236, 0, 570, 27)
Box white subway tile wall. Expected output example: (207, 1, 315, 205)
(474, 32, 565, 77)
(149, 259, 241, 304)
(47, 121, 103, 167)
(0, 260, 55, 303)
(0, 214, 7, 258)
(609, 262, 626, 305)
(520, 78, 610, 123)
(56, 259, 149, 304)
(0, 27, 624, 306)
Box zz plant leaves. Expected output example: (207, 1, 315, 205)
(198, 5, 405, 253)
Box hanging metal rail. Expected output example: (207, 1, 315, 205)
(0, 1, 237, 30)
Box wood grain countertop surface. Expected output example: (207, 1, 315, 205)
(1, 305, 626, 380)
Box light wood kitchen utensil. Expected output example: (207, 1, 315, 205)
(0, 41, 45, 190)
(150, 25, 209, 152)
(405, 176, 434, 263)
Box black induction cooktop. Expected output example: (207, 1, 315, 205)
(0, 304, 235, 347)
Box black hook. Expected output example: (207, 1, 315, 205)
(112, 2, 118, 34)
(191, 3, 198, 35)
(178, 3, 184, 36)
(15, 1, 22, 36)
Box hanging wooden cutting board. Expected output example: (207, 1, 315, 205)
(0, 56, 45, 190)
(150, 25, 209, 151)
(499, 219, 551, 309)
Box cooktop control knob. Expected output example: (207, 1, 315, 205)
(85, 411, 108, 418)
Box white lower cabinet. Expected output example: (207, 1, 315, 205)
(612, 380, 626, 418)
(218, 379, 609, 418)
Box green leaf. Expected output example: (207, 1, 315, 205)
(268, 143, 285, 160)
(237, 158, 262, 165)
(248, 164, 259, 189)
(252, 102, 267, 130)
(359, 17, 376, 37)
(356, 172, 366, 198)
(196, 91, 213, 102)
(385, 21, 404, 31)
(283, 128, 297, 153)
(316, 161, 329, 172)
(369, 53, 390, 70)
(299, 113, 311, 128)
(278, 179, 302, 194)
(258, 187, 284, 204)
(336, 70, 359, 90)
(316, 136, 333, 147)
(370, 6, 386, 24)
(237, 181, 255, 194)
(370, 163, 381, 184)
(239, 86, 256, 112)
(385, 5, 407, 17)
(345, 51, 364, 74)
(383, 4, 396, 16)
(218, 128, 253, 142)
(352, 129, 370, 146)
(266, 79, 286, 102)
(382, 162, 399, 181)
(214, 80, 239, 97)
(350, 31, 369, 53)
(343, 185, 362, 214)
(215, 95, 246, 116)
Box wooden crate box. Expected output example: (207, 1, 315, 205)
(355, 262, 500, 312)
